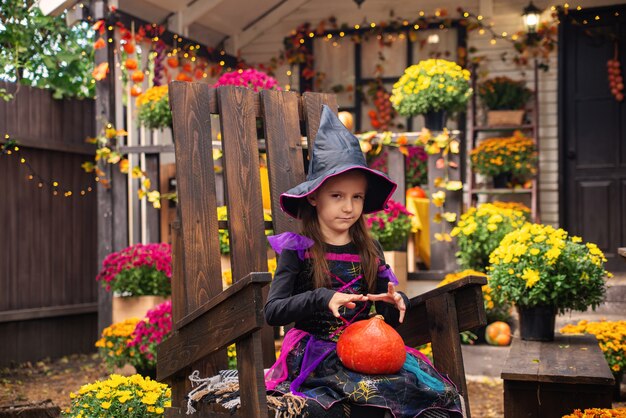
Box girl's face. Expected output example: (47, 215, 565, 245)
(307, 171, 367, 244)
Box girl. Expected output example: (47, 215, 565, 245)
(264, 105, 464, 418)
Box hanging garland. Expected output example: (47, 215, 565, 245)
(1, 135, 95, 198)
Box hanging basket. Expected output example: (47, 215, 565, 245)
(486, 110, 525, 127)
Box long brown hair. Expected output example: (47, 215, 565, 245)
(299, 201, 381, 292)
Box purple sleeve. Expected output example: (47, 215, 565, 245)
(267, 232, 314, 260)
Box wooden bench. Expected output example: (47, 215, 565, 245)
(157, 83, 487, 417)
(501, 333, 615, 418)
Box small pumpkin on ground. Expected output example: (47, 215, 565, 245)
(485, 321, 511, 346)
(337, 315, 406, 374)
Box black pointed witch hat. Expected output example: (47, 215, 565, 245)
(279, 105, 397, 219)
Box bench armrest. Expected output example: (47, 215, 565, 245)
(397, 275, 488, 347)
(157, 272, 271, 381)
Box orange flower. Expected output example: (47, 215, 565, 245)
(93, 37, 106, 50)
(92, 62, 109, 81)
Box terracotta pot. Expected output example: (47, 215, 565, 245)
(112, 295, 169, 323)
(383, 251, 407, 292)
(486, 110, 524, 126)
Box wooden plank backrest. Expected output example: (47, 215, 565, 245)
(160, 83, 338, 416)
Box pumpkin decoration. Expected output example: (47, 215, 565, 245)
(123, 42, 135, 54)
(124, 58, 138, 70)
(338, 111, 354, 131)
(407, 186, 427, 199)
(485, 321, 511, 346)
(131, 70, 145, 83)
(337, 315, 406, 374)
(130, 85, 142, 97)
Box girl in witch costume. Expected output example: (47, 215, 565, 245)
(264, 106, 465, 418)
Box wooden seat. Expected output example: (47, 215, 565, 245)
(501, 333, 615, 418)
(157, 82, 487, 417)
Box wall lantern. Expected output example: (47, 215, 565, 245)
(522, 1, 542, 35)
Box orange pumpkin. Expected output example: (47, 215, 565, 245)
(337, 315, 406, 374)
(167, 57, 179, 68)
(485, 321, 511, 346)
(407, 186, 427, 199)
(131, 70, 145, 83)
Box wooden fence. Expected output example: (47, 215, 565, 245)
(0, 82, 98, 366)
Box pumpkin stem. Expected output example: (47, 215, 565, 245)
(374, 314, 384, 320)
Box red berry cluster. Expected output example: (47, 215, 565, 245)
(607, 58, 624, 102)
(368, 88, 394, 131)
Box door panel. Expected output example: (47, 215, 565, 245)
(561, 5, 626, 272)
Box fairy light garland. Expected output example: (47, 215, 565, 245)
(0, 134, 95, 198)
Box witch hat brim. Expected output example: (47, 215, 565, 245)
(280, 105, 397, 219)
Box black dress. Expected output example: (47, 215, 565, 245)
(264, 233, 464, 418)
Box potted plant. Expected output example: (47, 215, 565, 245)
(488, 223, 612, 341)
(391, 59, 472, 130)
(96, 243, 172, 323)
(365, 199, 413, 291)
(451, 201, 530, 272)
(127, 300, 172, 378)
(478, 76, 533, 126)
(213, 68, 281, 91)
(470, 130, 538, 187)
(136, 85, 172, 131)
(64, 374, 171, 417)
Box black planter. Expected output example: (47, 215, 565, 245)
(614, 370, 624, 401)
(423, 110, 448, 131)
(517, 305, 556, 341)
(492, 172, 512, 188)
(135, 366, 157, 379)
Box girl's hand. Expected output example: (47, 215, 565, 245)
(328, 292, 367, 319)
(366, 282, 407, 323)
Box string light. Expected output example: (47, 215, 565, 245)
(1, 135, 95, 198)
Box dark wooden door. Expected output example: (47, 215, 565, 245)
(561, 5, 626, 272)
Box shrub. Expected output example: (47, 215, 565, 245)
(451, 202, 529, 271)
(478, 76, 533, 110)
(64, 374, 171, 417)
(96, 243, 172, 297)
(365, 199, 413, 251)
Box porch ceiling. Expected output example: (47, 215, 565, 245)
(120, 0, 307, 50)
(117, 0, 464, 53)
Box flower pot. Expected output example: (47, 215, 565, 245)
(112, 295, 169, 324)
(486, 110, 524, 126)
(492, 172, 512, 188)
(383, 251, 407, 292)
(517, 305, 556, 341)
(423, 110, 448, 131)
(134, 365, 157, 379)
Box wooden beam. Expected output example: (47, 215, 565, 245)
(235, 0, 308, 50)
(173, 0, 226, 29)
(0, 303, 98, 323)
